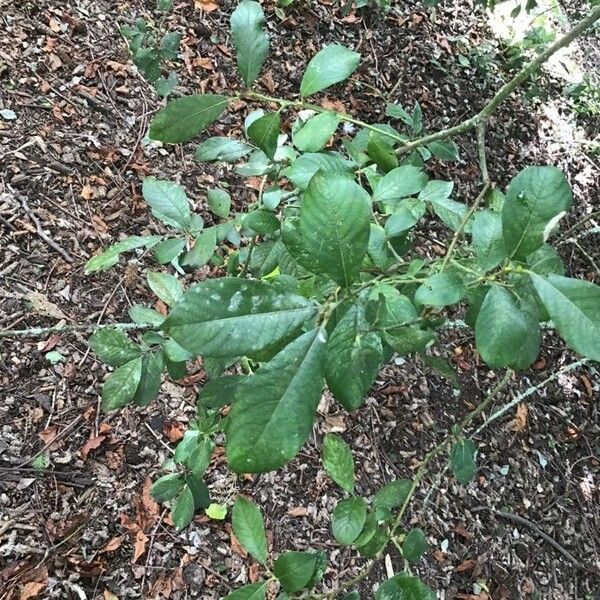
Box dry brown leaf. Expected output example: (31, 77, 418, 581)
(194, 0, 219, 11)
(141, 478, 160, 525)
(38, 425, 59, 445)
(580, 375, 593, 397)
(25, 291, 69, 321)
(20, 582, 46, 600)
(287, 506, 308, 517)
(511, 403, 528, 432)
(80, 434, 107, 460)
(248, 562, 260, 583)
(454, 558, 477, 572)
(163, 420, 185, 442)
(81, 184, 94, 200)
(229, 530, 248, 558)
(132, 530, 148, 564)
(100, 536, 125, 553)
(103, 592, 119, 600)
(323, 415, 346, 433)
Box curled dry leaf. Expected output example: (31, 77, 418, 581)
(511, 403, 528, 432)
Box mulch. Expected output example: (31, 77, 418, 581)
(0, 0, 599, 598)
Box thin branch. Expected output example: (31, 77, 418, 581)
(473, 359, 589, 436)
(440, 182, 490, 271)
(0, 321, 156, 339)
(477, 119, 490, 184)
(395, 5, 600, 155)
(312, 371, 514, 599)
(473, 507, 594, 570)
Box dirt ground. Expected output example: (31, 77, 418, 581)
(0, 0, 599, 598)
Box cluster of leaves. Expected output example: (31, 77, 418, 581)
(87, 1, 600, 596)
(148, 432, 435, 599)
(119, 0, 180, 97)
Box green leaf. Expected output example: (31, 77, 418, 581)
(85, 235, 162, 273)
(402, 528, 427, 563)
(384, 200, 426, 236)
(323, 433, 355, 493)
(373, 479, 412, 512)
(373, 166, 428, 204)
(149, 94, 229, 144)
(247, 112, 280, 159)
(274, 551, 318, 593)
(530, 273, 600, 361)
(353, 511, 378, 547)
(418, 180, 453, 204)
(102, 357, 143, 410)
(285, 172, 371, 287)
(368, 135, 398, 173)
(332, 497, 367, 545)
(205, 502, 228, 520)
(415, 273, 465, 307)
(283, 152, 353, 190)
(475, 285, 540, 369)
(133, 351, 164, 406)
(427, 140, 459, 161)
(223, 582, 268, 600)
(450, 438, 477, 485)
(230, 0, 269, 87)
(342, 593, 360, 600)
(244, 210, 280, 234)
(207, 188, 231, 218)
(163, 278, 317, 358)
(181, 228, 217, 268)
(325, 303, 382, 411)
(153, 238, 186, 264)
(383, 328, 435, 357)
(300, 44, 360, 97)
(195, 137, 253, 162)
(187, 476, 211, 509)
(502, 166, 572, 259)
(188, 438, 214, 477)
(357, 527, 388, 557)
(151, 473, 185, 502)
(172, 486, 195, 529)
(385, 102, 414, 128)
(197, 375, 246, 409)
(428, 196, 470, 232)
(306, 551, 327, 589)
(232, 496, 268, 565)
(226, 330, 325, 472)
(174, 430, 200, 464)
(130, 305, 165, 327)
(375, 574, 436, 600)
(147, 271, 183, 306)
(89, 328, 141, 367)
(472, 210, 506, 271)
(526, 244, 564, 276)
(293, 112, 340, 152)
(154, 71, 178, 98)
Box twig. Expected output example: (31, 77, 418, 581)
(15, 415, 84, 468)
(0, 321, 155, 339)
(473, 506, 595, 571)
(141, 508, 168, 595)
(477, 119, 490, 184)
(440, 182, 490, 271)
(16, 193, 74, 263)
(556, 210, 600, 243)
(312, 371, 514, 599)
(473, 359, 589, 436)
(394, 5, 600, 156)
